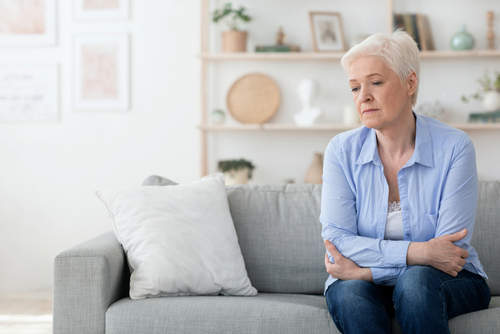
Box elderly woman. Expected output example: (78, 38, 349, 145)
(320, 30, 491, 334)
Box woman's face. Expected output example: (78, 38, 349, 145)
(348, 56, 416, 130)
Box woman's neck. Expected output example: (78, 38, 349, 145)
(376, 111, 416, 160)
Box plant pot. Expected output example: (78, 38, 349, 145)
(223, 167, 250, 185)
(222, 31, 247, 52)
(483, 91, 500, 111)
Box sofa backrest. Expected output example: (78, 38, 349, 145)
(227, 181, 500, 296)
(227, 184, 326, 294)
(471, 181, 500, 295)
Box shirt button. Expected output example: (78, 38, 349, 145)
(404, 206, 408, 210)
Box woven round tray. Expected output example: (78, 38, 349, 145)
(226, 73, 281, 124)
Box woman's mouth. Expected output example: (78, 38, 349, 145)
(363, 109, 378, 114)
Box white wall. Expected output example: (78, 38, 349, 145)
(0, 0, 499, 290)
(0, 0, 200, 290)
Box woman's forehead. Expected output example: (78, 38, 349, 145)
(349, 56, 392, 80)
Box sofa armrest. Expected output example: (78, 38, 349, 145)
(53, 231, 128, 334)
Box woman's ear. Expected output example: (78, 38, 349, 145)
(407, 71, 417, 96)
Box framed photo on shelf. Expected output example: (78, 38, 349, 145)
(309, 12, 346, 52)
(73, 33, 130, 110)
(0, 0, 57, 46)
(73, 0, 129, 21)
(0, 64, 58, 122)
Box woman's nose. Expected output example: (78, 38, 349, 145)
(359, 87, 373, 102)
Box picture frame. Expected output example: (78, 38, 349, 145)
(0, 63, 59, 122)
(309, 12, 346, 52)
(73, 33, 130, 110)
(0, 0, 57, 47)
(73, 0, 129, 21)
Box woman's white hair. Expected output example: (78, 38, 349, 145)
(341, 29, 420, 106)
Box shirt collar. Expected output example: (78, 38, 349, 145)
(355, 112, 434, 168)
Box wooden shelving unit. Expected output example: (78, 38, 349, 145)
(199, 0, 500, 177)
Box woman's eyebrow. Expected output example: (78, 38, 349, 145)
(349, 73, 383, 83)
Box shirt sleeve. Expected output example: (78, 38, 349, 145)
(320, 137, 410, 272)
(433, 136, 478, 255)
(371, 267, 408, 286)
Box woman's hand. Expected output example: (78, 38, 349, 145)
(407, 228, 469, 277)
(324, 240, 373, 281)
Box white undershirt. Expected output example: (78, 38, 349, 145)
(385, 202, 404, 240)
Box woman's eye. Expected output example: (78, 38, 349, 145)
(351, 87, 359, 92)
(373, 81, 382, 85)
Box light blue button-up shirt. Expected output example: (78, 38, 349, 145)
(320, 113, 487, 292)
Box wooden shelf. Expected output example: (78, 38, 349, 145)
(199, 123, 354, 131)
(199, 123, 500, 132)
(449, 123, 500, 130)
(198, 50, 500, 61)
(419, 50, 500, 58)
(198, 52, 345, 61)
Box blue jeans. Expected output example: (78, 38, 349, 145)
(325, 266, 491, 334)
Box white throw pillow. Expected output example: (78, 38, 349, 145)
(96, 173, 257, 299)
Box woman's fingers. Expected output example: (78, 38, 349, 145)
(324, 240, 341, 262)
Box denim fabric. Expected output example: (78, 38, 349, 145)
(325, 266, 491, 334)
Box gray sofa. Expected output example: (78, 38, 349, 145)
(54, 179, 500, 334)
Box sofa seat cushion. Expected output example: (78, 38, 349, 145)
(106, 293, 338, 334)
(106, 294, 500, 334)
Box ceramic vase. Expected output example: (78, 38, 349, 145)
(451, 24, 475, 50)
(483, 91, 500, 111)
(211, 109, 226, 124)
(224, 167, 250, 185)
(304, 153, 323, 184)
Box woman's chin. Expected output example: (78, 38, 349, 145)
(361, 118, 380, 129)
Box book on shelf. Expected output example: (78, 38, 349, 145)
(469, 110, 500, 123)
(255, 44, 301, 52)
(394, 13, 434, 51)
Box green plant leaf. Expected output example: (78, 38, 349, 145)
(211, 2, 251, 28)
(218, 159, 256, 179)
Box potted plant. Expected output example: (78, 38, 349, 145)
(212, 3, 251, 52)
(218, 159, 255, 185)
(462, 70, 500, 111)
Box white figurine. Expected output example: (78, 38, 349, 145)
(293, 79, 322, 126)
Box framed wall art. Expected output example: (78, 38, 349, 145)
(309, 12, 346, 52)
(0, 0, 57, 46)
(0, 63, 58, 122)
(73, 33, 129, 110)
(73, 0, 129, 21)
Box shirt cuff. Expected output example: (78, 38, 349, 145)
(371, 267, 398, 286)
(384, 240, 411, 267)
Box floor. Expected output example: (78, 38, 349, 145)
(0, 290, 53, 334)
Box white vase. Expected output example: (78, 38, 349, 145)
(482, 91, 500, 111)
(343, 105, 361, 125)
(224, 168, 249, 185)
(304, 153, 323, 184)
